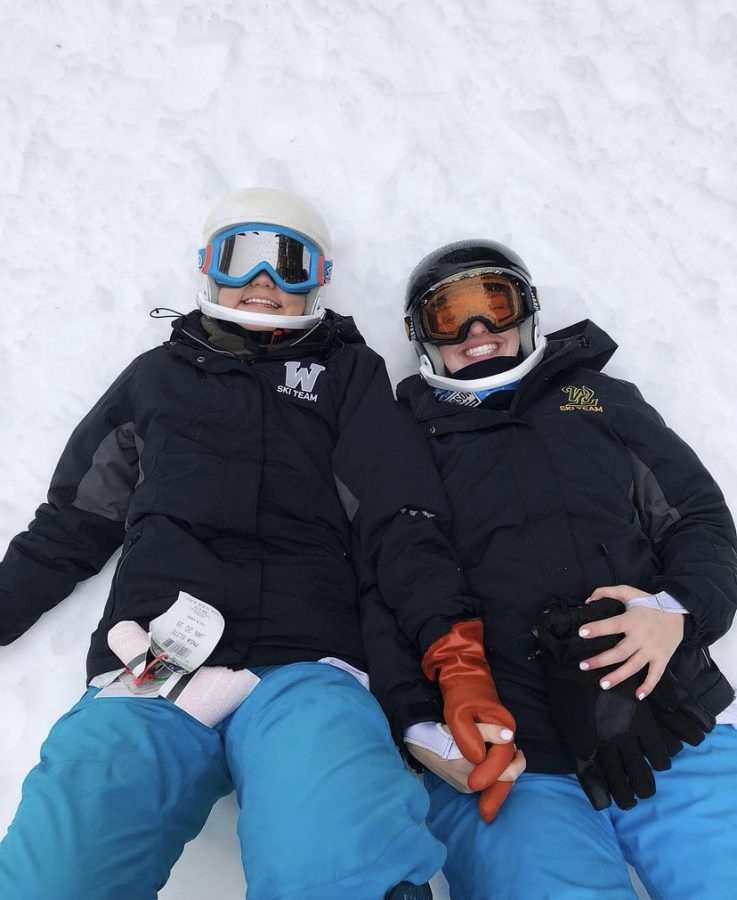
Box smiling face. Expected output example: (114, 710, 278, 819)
(438, 320, 521, 374)
(217, 270, 307, 331)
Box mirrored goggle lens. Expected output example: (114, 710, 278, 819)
(216, 230, 313, 285)
(421, 273, 525, 341)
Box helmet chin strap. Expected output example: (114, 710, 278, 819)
(419, 336, 547, 392)
(197, 293, 324, 331)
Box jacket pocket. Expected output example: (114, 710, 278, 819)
(487, 629, 540, 662)
(109, 523, 146, 618)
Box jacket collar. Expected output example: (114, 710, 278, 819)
(165, 309, 365, 371)
(398, 320, 618, 426)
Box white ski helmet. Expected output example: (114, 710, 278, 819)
(197, 187, 333, 330)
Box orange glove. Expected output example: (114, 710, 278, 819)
(422, 619, 517, 822)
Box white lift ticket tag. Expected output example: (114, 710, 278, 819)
(149, 592, 225, 673)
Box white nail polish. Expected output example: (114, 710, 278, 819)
(637, 692, 646, 701)
(579, 662, 589, 671)
(500, 728, 514, 741)
(601, 680, 611, 690)
(579, 628, 590, 637)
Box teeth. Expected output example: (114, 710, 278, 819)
(466, 343, 499, 357)
(242, 299, 279, 309)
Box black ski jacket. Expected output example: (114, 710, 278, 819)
(0, 311, 476, 682)
(392, 320, 736, 772)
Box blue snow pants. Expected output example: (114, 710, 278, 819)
(0, 662, 444, 900)
(425, 724, 737, 900)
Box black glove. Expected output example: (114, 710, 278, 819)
(648, 668, 716, 747)
(385, 882, 433, 900)
(537, 596, 675, 811)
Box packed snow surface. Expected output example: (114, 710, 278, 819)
(1, 2, 735, 898)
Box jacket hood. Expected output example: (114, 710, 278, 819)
(398, 319, 618, 418)
(543, 319, 618, 376)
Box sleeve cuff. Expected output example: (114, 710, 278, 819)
(404, 721, 463, 760)
(625, 591, 689, 614)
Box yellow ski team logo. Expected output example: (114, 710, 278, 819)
(560, 385, 603, 413)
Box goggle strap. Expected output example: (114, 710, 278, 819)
(199, 244, 213, 275)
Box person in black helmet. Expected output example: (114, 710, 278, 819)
(394, 239, 737, 899)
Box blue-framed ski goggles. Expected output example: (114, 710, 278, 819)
(198, 223, 333, 293)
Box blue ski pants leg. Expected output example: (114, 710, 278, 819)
(425, 769, 636, 900)
(224, 662, 445, 900)
(610, 724, 737, 900)
(0, 688, 232, 900)
(0, 664, 445, 900)
(425, 725, 737, 900)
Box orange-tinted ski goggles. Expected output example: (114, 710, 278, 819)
(405, 270, 537, 344)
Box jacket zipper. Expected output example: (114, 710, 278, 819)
(286, 320, 322, 348)
(598, 543, 620, 584)
(179, 329, 238, 357)
(112, 529, 143, 612)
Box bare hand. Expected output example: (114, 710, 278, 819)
(405, 742, 476, 793)
(581, 585, 685, 698)
(405, 723, 525, 800)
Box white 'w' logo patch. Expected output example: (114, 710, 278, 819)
(283, 362, 325, 392)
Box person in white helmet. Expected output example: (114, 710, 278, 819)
(0, 190, 509, 900)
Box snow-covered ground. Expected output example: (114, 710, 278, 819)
(1, 2, 735, 897)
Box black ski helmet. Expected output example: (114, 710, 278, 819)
(404, 239, 535, 318)
(404, 239, 546, 390)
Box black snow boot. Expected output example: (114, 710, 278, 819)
(385, 882, 433, 900)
